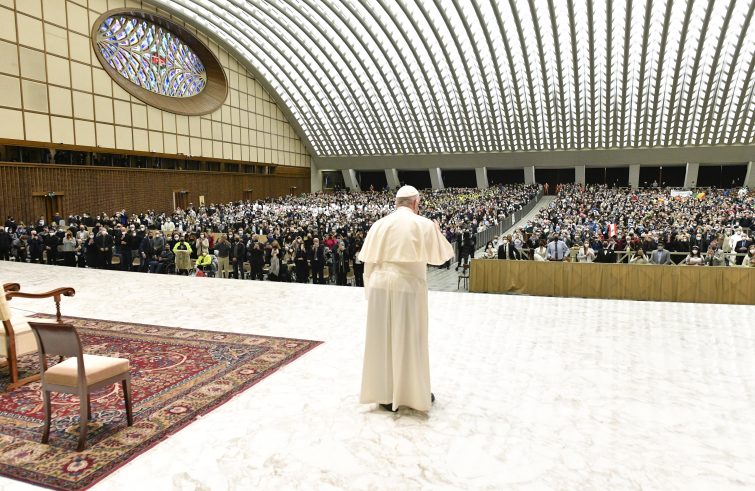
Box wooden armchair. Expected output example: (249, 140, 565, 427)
(28, 321, 133, 451)
(1, 283, 75, 391)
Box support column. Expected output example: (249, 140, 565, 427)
(524, 166, 535, 185)
(575, 165, 586, 185)
(429, 167, 444, 190)
(341, 169, 361, 191)
(310, 161, 323, 193)
(475, 167, 489, 189)
(744, 161, 755, 188)
(629, 164, 640, 189)
(385, 168, 400, 190)
(684, 162, 699, 189)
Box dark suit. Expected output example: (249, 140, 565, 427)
(94, 233, 114, 269)
(735, 239, 751, 265)
(309, 244, 326, 284)
(594, 248, 616, 263)
(497, 242, 520, 260)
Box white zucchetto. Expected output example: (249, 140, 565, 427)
(395, 185, 419, 198)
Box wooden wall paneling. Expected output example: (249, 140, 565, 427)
(0, 163, 310, 224)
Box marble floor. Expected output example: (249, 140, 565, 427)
(1, 261, 755, 490)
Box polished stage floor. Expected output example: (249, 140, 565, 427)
(1, 261, 754, 490)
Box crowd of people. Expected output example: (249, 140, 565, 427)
(479, 184, 755, 267)
(0, 184, 539, 283)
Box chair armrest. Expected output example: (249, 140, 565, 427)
(5, 288, 75, 322)
(3, 283, 20, 292)
(6, 287, 76, 300)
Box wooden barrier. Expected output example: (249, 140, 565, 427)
(469, 259, 755, 305)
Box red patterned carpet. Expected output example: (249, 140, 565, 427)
(0, 315, 321, 490)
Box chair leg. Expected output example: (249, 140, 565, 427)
(41, 390, 51, 444)
(77, 392, 89, 452)
(122, 378, 133, 426)
(87, 393, 92, 420)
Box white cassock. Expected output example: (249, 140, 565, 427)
(358, 207, 455, 411)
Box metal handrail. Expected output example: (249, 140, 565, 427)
(458, 187, 544, 257)
(477, 246, 751, 264)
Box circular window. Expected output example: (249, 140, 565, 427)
(92, 9, 227, 115)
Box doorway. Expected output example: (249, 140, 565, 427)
(173, 190, 189, 210)
(32, 192, 64, 226)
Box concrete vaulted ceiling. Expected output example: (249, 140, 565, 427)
(147, 0, 755, 161)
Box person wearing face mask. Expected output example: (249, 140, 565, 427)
(94, 228, 113, 269)
(497, 235, 520, 260)
(333, 240, 350, 286)
(195, 232, 209, 257)
(172, 236, 193, 275)
(741, 246, 755, 267)
(533, 239, 548, 261)
(704, 240, 726, 267)
(483, 241, 496, 259)
(629, 248, 650, 264)
(734, 231, 751, 265)
(683, 245, 705, 266)
(546, 234, 569, 261)
(294, 242, 310, 283)
(576, 242, 595, 263)
(214, 234, 231, 278)
(594, 241, 616, 263)
(650, 242, 673, 265)
(127, 225, 141, 271)
(231, 234, 246, 279)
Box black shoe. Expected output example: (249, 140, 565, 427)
(380, 403, 398, 412)
(431, 393, 435, 404)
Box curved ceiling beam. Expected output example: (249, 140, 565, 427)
(141, 0, 754, 157)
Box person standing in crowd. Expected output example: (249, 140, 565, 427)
(294, 242, 310, 283)
(576, 242, 595, 263)
(705, 241, 726, 266)
(353, 242, 364, 287)
(456, 227, 475, 271)
(231, 234, 246, 279)
(61, 231, 77, 267)
(497, 235, 520, 260)
(12, 234, 28, 262)
(333, 240, 350, 286)
(0, 227, 11, 261)
(94, 227, 113, 269)
(594, 241, 616, 263)
(629, 249, 650, 264)
(138, 232, 153, 272)
(310, 237, 326, 284)
(268, 248, 280, 281)
(43, 229, 59, 265)
(196, 232, 209, 257)
(683, 246, 705, 266)
(533, 239, 548, 261)
(546, 234, 569, 261)
(215, 234, 231, 278)
(249, 241, 265, 280)
(735, 231, 751, 265)
(173, 236, 193, 275)
(742, 246, 755, 267)
(359, 185, 454, 412)
(650, 242, 673, 265)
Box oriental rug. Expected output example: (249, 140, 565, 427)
(0, 314, 321, 490)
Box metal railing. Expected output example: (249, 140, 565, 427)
(455, 187, 544, 258)
(478, 246, 750, 265)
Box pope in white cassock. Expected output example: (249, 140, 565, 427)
(358, 185, 455, 412)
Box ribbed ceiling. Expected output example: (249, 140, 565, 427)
(149, 0, 755, 157)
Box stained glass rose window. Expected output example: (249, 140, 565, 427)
(95, 15, 207, 98)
